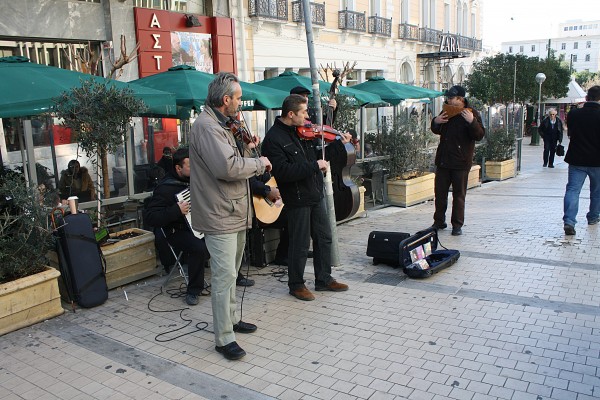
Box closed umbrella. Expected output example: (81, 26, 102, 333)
(254, 71, 383, 106)
(352, 76, 443, 105)
(0, 56, 177, 118)
(131, 65, 288, 116)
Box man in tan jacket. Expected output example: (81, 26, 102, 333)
(189, 72, 271, 360)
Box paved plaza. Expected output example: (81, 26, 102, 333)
(1, 139, 599, 400)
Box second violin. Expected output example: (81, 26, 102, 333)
(296, 120, 340, 142)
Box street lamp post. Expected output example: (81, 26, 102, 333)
(531, 72, 546, 146)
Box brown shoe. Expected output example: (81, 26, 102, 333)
(315, 280, 349, 292)
(289, 285, 315, 301)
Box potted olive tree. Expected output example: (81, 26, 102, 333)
(51, 80, 159, 289)
(378, 111, 437, 207)
(480, 127, 517, 181)
(0, 168, 63, 335)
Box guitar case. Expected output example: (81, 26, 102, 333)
(53, 212, 108, 308)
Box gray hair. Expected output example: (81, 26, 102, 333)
(205, 72, 239, 108)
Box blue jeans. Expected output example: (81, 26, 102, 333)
(563, 165, 600, 226)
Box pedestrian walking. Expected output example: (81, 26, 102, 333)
(538, 108, 564, 168)
(562, 86, 600, 236)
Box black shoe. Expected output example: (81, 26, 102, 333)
(233, 321, 257, 334)
(215, 341, 246, 360)
(451, 227, 462, 236)
(431, 222, 447, 230)
(307, 250, 313, 258)
(589, 218, 600, 225)
(543, 163, 547, 167)
(185, 293, 199, 306)
(236, 277, 255, 287)
(564, 224, 576, 235)
(548, 165, 554, 168)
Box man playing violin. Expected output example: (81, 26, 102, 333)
(261, 94, 350, 301)
(189, 72, 272, 361)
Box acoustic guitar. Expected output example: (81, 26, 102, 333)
(252, 176, 284, 225)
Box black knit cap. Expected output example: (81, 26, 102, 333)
(445, 85, 466, 98)
(290, 86, 311, 95)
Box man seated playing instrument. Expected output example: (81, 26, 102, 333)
(144, 148, 210, 306)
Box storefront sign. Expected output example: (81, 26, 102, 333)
(439, 34, 460, 53)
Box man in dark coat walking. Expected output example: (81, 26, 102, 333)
(538, 108, 564, 168)
(562, 86, 600, 235)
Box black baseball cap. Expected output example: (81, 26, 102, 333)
(290, 86, 311, 95)
(445, 85, 466, 98)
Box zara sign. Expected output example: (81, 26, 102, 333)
(439, 34, 460, 53)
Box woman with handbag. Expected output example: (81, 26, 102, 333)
(538, 108, 564, 168)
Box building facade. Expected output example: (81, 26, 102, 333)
(500, 19, 600, 73)
(0, 0, 483, 203)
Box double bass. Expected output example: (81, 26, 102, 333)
(321, 70, 360, 221)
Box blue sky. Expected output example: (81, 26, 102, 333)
(482, 0, 600, 49)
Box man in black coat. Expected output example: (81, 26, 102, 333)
(562, 86, 600, 236)
(145, 148, 210, 305)
(261, 94, 350, 301)
(431, 85, 485, 236)
(538, 108, 564, 168)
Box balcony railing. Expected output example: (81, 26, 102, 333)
(291, 1, 325, 26)
(419, 27, 442, 45)
(368, 15, 392, 37)
(338, 9, 366, 32)
(249, 0, 288, 21)
(398, 23, 419, 40)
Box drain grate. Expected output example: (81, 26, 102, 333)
(365, 272, 408, 286)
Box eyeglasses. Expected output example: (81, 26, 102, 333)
(550, 113, 557, 116)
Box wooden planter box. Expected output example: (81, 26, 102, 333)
(101, 228, 159, 289)
(467, 164, 481, 189)
(0, 267, 64, 336)
(48, 228, 159, 291)
(387, 172, 435, 207)
(485, 159, 516, 181)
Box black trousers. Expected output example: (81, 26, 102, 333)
(543, 138, 558, 166)
(286, 200, 333, 290)
(434, 167, 470, 229)
(166, 229, 210, 295)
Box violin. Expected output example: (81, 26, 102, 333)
(296, 120, 340, 142)
(227, 119, 254, 145)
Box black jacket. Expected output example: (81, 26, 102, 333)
(261, 117, 344, 208)
(565, 101, 600, 167)
(144, 172, 190, 231)
(539, 116, 564, 143)
(431, 104, 485, 170)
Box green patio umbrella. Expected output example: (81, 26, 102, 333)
(0, 56, 177, 118)
(351, 76, 443, 105)
(131, 65, 289, 116)
(254, 71, 384, 107)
